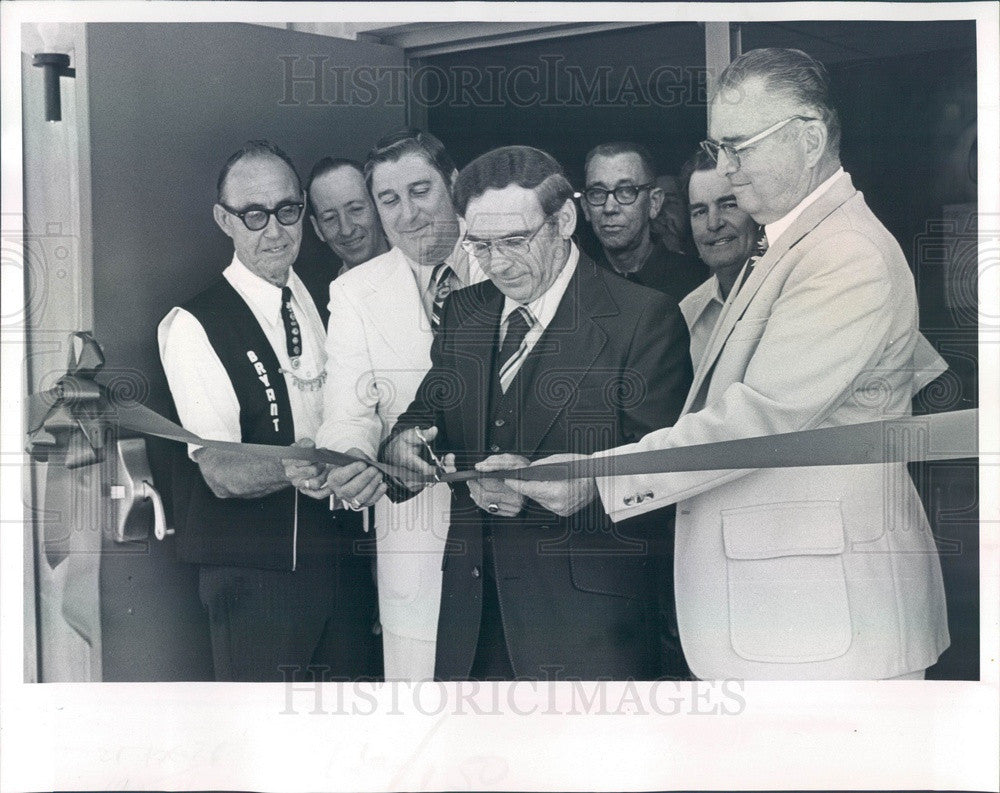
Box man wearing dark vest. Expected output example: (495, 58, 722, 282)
(382, 146, 693, 680)
(158, 140, 379, 682)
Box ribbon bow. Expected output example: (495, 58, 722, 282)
(26, 332, 113, 469)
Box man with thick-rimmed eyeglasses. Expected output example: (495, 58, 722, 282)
(382, 145, 692, 680)
(581, 142, 707, 305)
(158, 139, 380, 682)
(504, 48, 950, 682)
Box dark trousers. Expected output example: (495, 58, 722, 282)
(469, 523, 515, 680)
(198, 559, 381, 682)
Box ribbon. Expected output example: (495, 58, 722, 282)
(28, 335, 979, 496)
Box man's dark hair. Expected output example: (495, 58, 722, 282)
(216, 140, 302, 204)
(305, 157, 364, 216)
(583, 142, 657, 184)
(363, 129, 456, 193)
(716, 47, 841, 157)
(678, 148, 717, 202)
(452, 145, 575, 218)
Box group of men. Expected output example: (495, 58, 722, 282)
(159, 47, 950, 684)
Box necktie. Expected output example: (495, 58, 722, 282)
(280, 286, 302, 367)
(429, 262, 454, 335)
(738, 225, 769, 292)
(496, 307, 534, 393)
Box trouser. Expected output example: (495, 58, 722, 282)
(198, 560, 381, 682)
(469, 568, 515, 680)
(381, 630, 437, 681)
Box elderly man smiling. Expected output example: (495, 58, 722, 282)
(306, 157, 388, 275)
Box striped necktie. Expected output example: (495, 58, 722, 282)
(497, 306, 534, 393)
(429, 262, 454, 335)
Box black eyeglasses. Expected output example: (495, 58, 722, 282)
(220, 200, 304, 231)
(577, 183, 654, 207)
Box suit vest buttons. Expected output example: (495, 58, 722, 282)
(494, 418, 506, 428)
(490, 444, 501, 453)
(471, 566, 481, 579)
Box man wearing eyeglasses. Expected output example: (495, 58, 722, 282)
(158, 140, 379, 682)
(381, 145, 692, 680)
(504, 49, 950, 681)
(581, 142, 707, 305)
(283, 129, 485, 681)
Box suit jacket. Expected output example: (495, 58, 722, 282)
(596, 172, 950, 679)
(317, 246, 478, 642)
(391, 253, 693, 679)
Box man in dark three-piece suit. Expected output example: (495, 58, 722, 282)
(382, 145, 693, 680)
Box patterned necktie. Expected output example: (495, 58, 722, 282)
(738, 225, 769, 292)
(496, 307, 534, 393)
(280, 286, 302, 366)
(429, 262, 454, 335)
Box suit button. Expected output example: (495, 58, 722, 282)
(624, 496, 635, 506)
(490, 444, 501, 453)
(644, 491, 654, 500)
(471, 566, 481, 578)
(494, 418, 505, 428)
(636, 494, 645, 503)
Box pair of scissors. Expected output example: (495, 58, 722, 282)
(414, 427, 447, 482)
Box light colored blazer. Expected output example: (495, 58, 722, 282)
(596, 172, 951, 679)
(317, 247, 477, 642)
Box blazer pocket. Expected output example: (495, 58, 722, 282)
(727, 316, 768, 343)
(722, 501, 852, 664)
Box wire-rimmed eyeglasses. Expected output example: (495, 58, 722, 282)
(700, 115, 818, 169)
(461, 215, 555, 260)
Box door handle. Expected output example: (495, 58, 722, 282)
(109, 437, 174, 542)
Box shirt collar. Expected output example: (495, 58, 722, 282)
(500, 242, 579, 330)
(764, 166, 844, 248)
(223, 255, 303, 327)
(404, 219, 472, 293)
(684, 274, 725, 325)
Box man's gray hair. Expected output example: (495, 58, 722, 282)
(584, 141, 657, 184)
(717, 48, 841, 157)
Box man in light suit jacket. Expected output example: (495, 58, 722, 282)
(505, 48, 950, 680)
(383, 146, 693, 680)
(285, 130, 482, 680)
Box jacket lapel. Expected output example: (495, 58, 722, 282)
(516, 256, 612, 456)
(685, 173, 859, 412)
(451, 282, 504, 453)
(362, 248, 432, 359)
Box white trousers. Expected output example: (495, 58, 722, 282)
(382, 630, 437, 681)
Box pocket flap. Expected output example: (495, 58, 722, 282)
(722, 501, 845, 560)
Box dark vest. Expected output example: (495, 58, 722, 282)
(170, 278, 355, 571)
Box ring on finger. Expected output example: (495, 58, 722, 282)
(487, 503, 500, 514)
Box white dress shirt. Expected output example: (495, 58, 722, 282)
(764, 166, 844, 248)
(158, 256, 326, 458)
(497, 243, 579, 379)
